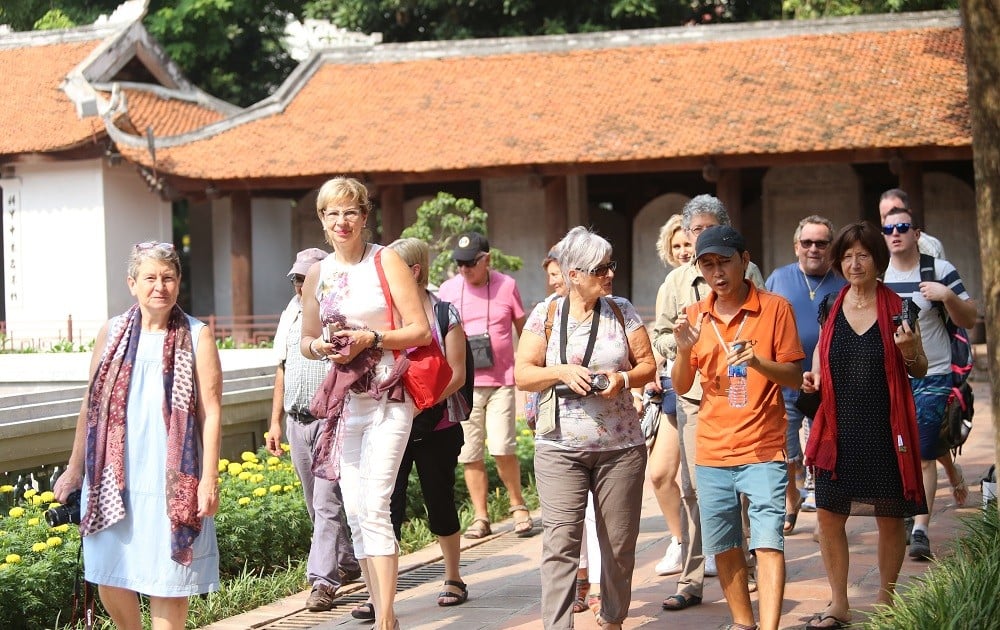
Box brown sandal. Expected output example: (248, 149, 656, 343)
(463, 518, 492, 539)
(509, 504, 534, 537)
(572, 578, 590, 613)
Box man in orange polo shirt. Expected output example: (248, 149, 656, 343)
(673, 225, 804, 630)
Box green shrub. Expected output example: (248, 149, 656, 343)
(865, 508, 1000, 629)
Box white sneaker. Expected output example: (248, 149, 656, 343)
(654, 537, 682, 575)
(704, 554, 718, 577)
(801, 489, 817, 512)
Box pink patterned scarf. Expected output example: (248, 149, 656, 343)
(81, 304, 203, 565)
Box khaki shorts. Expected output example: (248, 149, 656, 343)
(458, 385, 518, 463)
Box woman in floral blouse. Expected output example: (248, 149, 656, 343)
(515, 226, 655, 630)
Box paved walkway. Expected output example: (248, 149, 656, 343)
(206, 379, 996, 630)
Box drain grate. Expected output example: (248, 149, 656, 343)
(259, 532, 527, 629)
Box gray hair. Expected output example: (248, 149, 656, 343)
(555, 226, 612, 286)
(792, 215, 834, 243)
(681, 194, 730, 230)
(128, 241, 181, 279)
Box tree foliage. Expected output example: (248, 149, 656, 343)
(400, 193, 522, 286)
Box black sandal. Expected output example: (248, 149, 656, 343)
(662, 593, 702, 610)
(437, 579, 468, 606)
(350, 601, 375, 620)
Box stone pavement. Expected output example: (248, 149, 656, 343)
(206, 379, 996, 630)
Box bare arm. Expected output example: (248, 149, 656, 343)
(267, 362, 285, 456)
(195, 324, 223, 518)
(513, 314, 527, 337)
(53, 322, 109, 503)
(438, 322, 467, 401)
(603, 325, 656, 396)
(514, 329, 591, 395)
(670, 313, 703, 396)
(943, 295, 978, 330)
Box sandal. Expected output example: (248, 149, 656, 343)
(587, 593, 602, 616)
(662, 593, 702, 610)
(951, 464, 969, 506)
(350, 601, 375, 620)
(463, 517, 492, 539)
(572, 578, 590, 613)
(783, 495, 804, 534)
(437, 579, 468, 606)
(805, 612, 851, 629)
(509, 504, 535, 537)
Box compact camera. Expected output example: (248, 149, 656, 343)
(892, 297, 913, 328)
(554, 373, 611, 399)
(44, 490, 82, 527)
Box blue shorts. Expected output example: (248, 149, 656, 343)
(783, 386, 806, 463)
(910, 374, 951, 460)
(696, 462, 787, 555)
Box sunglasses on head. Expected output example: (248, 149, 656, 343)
(455, 254, 486, 268)
(882, 223, 913, 235)
(576, 260, 617, 277)
(134, 241, 175, 251)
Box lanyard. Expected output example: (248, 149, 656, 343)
(709, 310, 749, 353)
(560, 296, 602, 367)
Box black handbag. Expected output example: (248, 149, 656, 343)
(467, 332, 495, 369)
(793, 390, 821, 418)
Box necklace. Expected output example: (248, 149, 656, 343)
(800, 268, 831, 301)
(338, 242, 367, 265)
(850, 289, 874, 309)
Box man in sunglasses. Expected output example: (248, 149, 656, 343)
(882, 207, 977, 562)
(765, 216, 847, 531)
(879, 188, 945, 258)
(267, 248, 361, 611)
(438, 232, 532, 539)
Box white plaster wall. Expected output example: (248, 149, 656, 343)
(102, 160, 172, 316)
(923, 172, 981, 309)
(2, 161, 107, 343)
(632, 193, 690, 310)
(481, 177, 550, 308)
(252, 197, 294, 316)
(211, 197, 234, 317)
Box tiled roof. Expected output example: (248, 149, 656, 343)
(115, 20, 970, 182)
(0, 39, 106, 154)
(106, 88, 228, 137)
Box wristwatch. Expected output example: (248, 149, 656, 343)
(371, 330, 383, 350)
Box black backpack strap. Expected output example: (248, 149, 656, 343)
(919, 253, 948, 323)
(435, 300, 451, 352)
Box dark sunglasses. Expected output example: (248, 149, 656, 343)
(882, 223, 913, 235)
(290, 275, 305, 286)
(798, 239, 830, 250)
(577, 260, 617, 277)
(455, 254, 486, 268)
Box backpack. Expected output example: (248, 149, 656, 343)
(436, 300, 474, 421)
(919, 254, 975, 454)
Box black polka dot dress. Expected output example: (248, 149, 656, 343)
(814, 310, 925, 518)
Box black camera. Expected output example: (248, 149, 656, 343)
(44, 490, 82, 527)
(893, 297, 913, 328)
(554, 373, 611, 399)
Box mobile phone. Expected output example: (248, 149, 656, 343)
(322, 323, 338, 342)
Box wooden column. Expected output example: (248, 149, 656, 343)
(716, 168, 743, 231)
(379, 184, 404, 244)
(899, 162, 926, 227)
(230, 191, 252, 344)
(544, 176, 569, 248)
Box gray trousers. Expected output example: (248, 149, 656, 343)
(674, 396, 705, 598)
(287, 415, 360, 588)
(536, 444, 646, 629)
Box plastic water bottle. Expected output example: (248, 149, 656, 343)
(728, 342, 748, 408)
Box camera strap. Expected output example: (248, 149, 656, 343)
(560, 296, 601, 367)
(71, 544, 96, 630)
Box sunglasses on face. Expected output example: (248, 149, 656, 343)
(798, 239, 830, 250)
(576, 260, 617, 277)
(882, 223, 913, 235)
(456, 254, 486, 268)
(290, 275, 305, 286)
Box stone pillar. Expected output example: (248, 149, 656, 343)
(716, 168, 743, 231)
(544, 176, 568, 249)
(231, 191, 252, 343)
(899, 162, 926, 227)
(379, 184, 405, 244)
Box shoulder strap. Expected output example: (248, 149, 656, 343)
(373, 249, 401, 360)
(543, 297, 559, 342)
(434, 301, 450, 352)
(605, 296, 636, 368)
(919, 253, 948, 323)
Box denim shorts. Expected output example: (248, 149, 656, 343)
(697, 461, 787, 555)
(911, 373, 951, 460)
(783, 386, 805, 463)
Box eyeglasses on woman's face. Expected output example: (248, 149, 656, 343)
(576, 260, 617, 277)
(882, 223, 913, 235)
(322, 207, 363, 222)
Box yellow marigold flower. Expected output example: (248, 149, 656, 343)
(23, 489, 37, 499)
(238, 471, 252, 481)
(4, 554, 20, 564)
(252, 487, 267, 497)
(31, 542, 48, 552)
(263, 431, 270, 439)
(8, 507, 25, 518)
(218, 461, 228, 473)
(52, 524, 70, 533)
(251, 474, 264, 484)
(238, 497, 251, 506)
(27, 518, 40, 526)
(31, 495, 43, 505)
(39, 491, 55, 503)
(0, 485, 14, 493)
(281, 444, 290, 453)
(227, 462, 243, 476)
(46, 536, 62, 547)
(283, 485, 293, 492)
(269, 484, 282, 494)
(240, 451, 258, 463)
(267, 456, 280, 466)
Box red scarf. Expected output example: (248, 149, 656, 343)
(804, 283, 925, 506)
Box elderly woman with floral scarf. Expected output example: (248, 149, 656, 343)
(55, 241, 222, 629)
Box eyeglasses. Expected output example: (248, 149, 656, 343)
(290, 275, 305, 286)
(576, 261, 617, 277)
(686, 225, 714, 236)
(456, 254, 486, 268)
(322, 208, 363, 222)
(882, 223, 913, 235)
(134, 241, 175, 251)
(798, 239, 830, 250)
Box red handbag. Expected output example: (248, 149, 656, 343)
(374, 249, 452, 410)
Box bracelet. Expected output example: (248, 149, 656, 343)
(903, 354, 923, 366)
(619, 371, 630, 390)
(308, 338, 323, 359)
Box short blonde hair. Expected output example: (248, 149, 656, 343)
(315, 177, 371, 219)
(655, 214, 686, 267)
(388, 237, 429, 288)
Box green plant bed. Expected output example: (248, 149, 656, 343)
(865, 508, 1000, 628)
